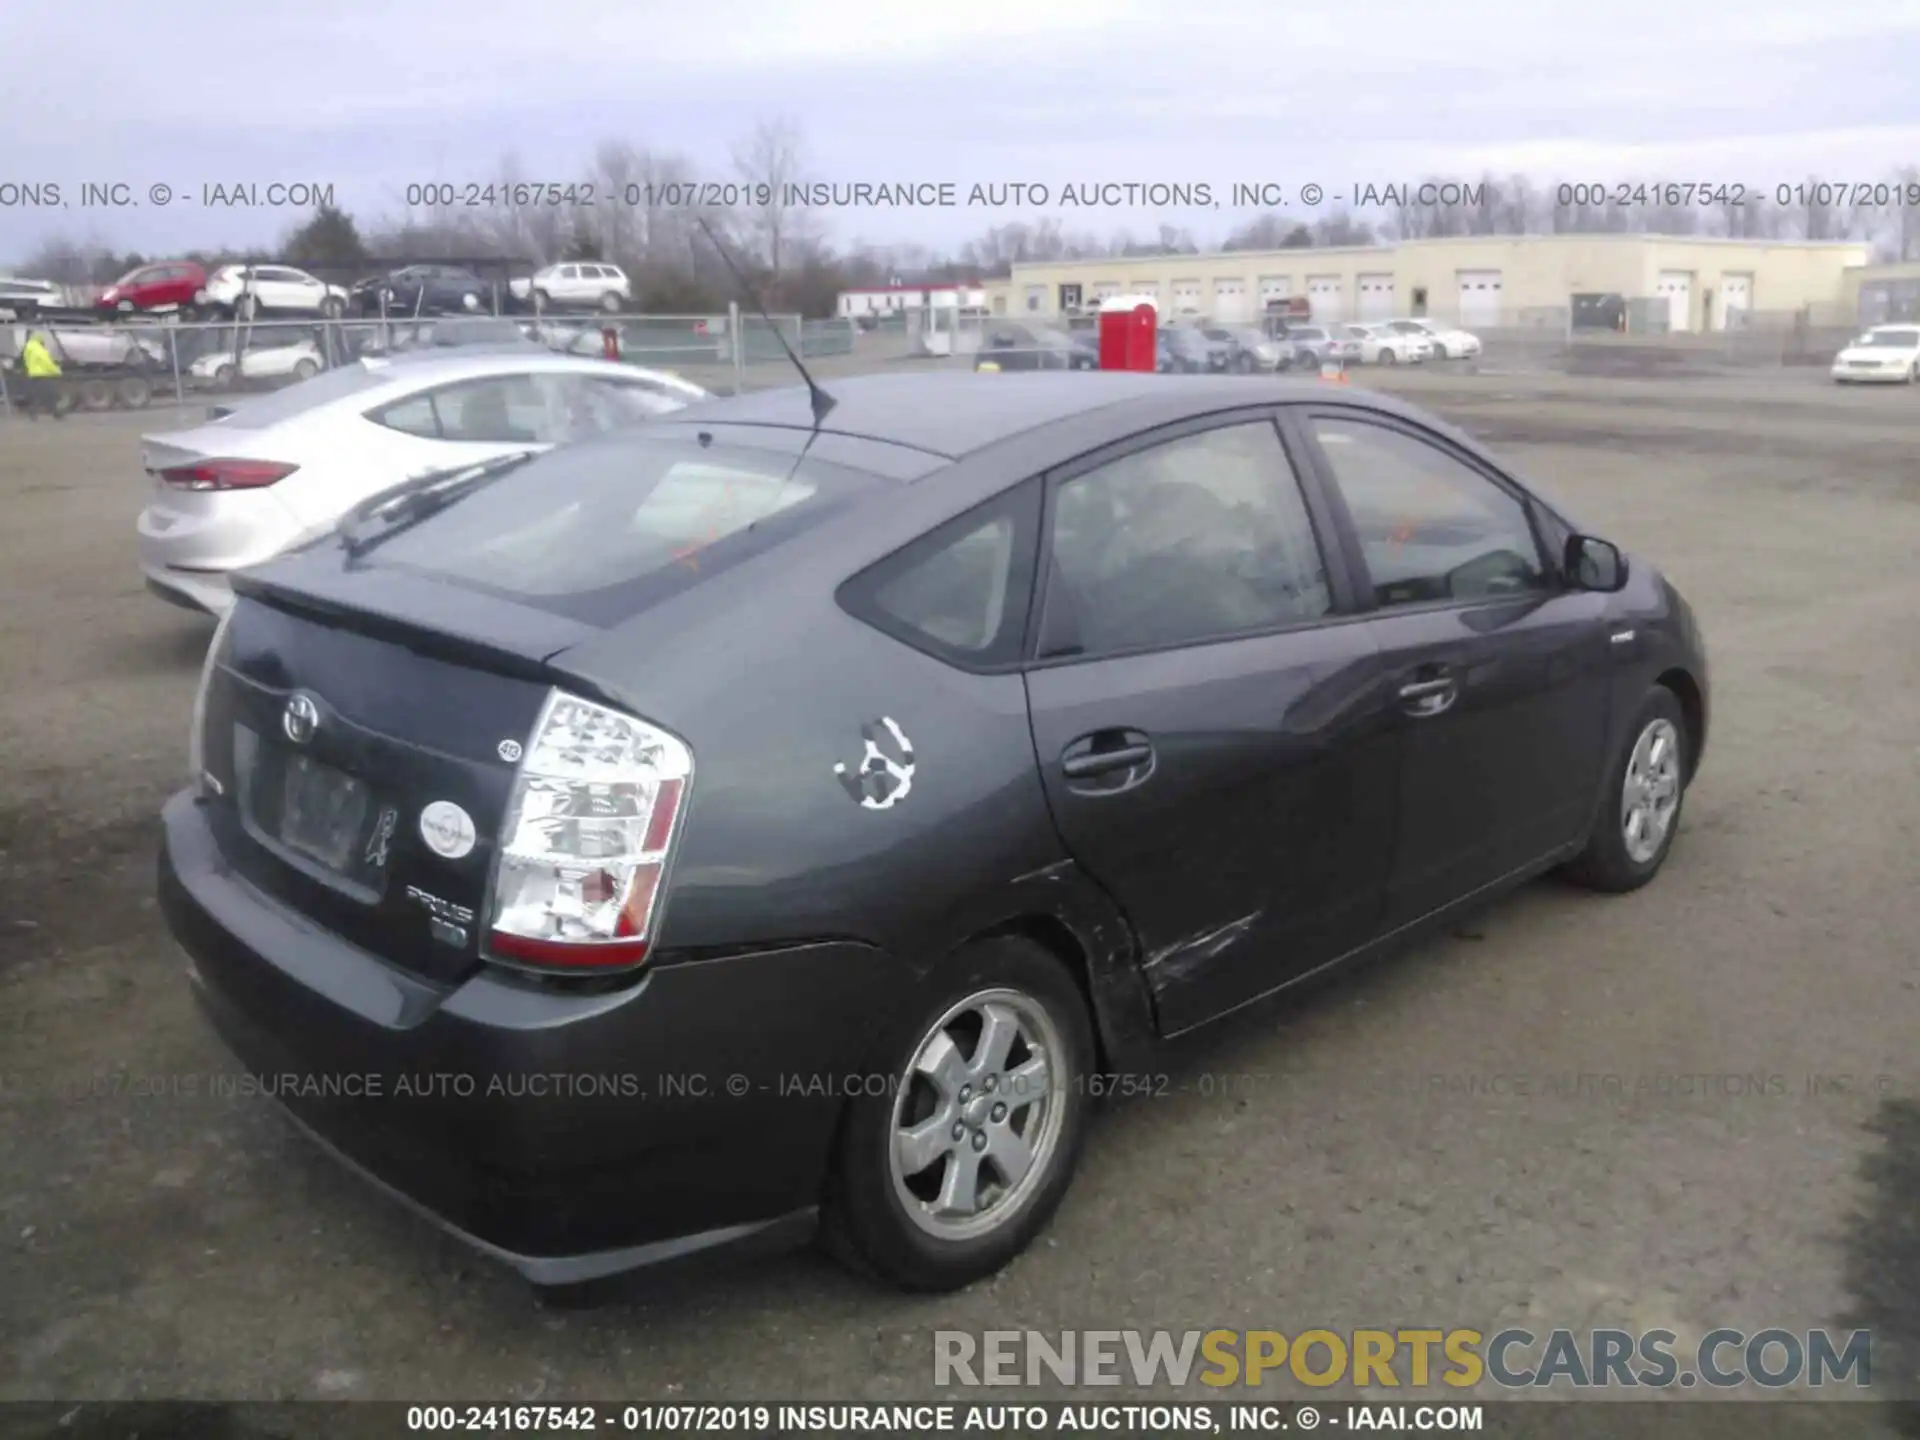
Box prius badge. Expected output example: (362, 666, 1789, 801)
(282, 692, 320, 746)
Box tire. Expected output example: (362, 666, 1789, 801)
(1379, 348, 1397, 365)
(116, 374, 152, 409)
(599, 291, 621, 314)
(1564, 686, 1690, 893)
(212, 364, 235, 387)
(77, 377, 114, 412)
(293, 358, 318, 380)
(321, 297, 344, 319)
(533, 289, 551, 312)
(821, 935, 1095, 1291)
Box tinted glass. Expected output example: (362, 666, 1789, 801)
(367, 436, 876, 625)
(427, 375, 554, 443)
(370, 392, 442, 438)
(1043, 421, 1331, 658)
(1311, 417, 1548, 606)
(841, 480, 1041, 668)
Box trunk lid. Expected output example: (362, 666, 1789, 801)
(200, 559, 602, 986)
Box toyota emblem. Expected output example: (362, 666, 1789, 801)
(282, 693, 320, 746)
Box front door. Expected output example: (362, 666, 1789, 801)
(1293, 411, 1613, 923)
(1023, 414, 1396, 1035)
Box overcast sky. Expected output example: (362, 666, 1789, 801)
(4, 0, 1920, 264)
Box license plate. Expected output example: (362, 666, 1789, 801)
(280, 753, 370, 872)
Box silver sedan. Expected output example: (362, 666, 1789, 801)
(136, 350, 709, 615)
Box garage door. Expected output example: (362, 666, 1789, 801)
(1656, 271, 1692, 332)
(1457, 271, 1502, 327)
(1356, 273, 1395, 320)
(1257, 275, 1292, 307)
(1718, 273, 1752, 330)
(1171, 281, 1203, 315)
(1212, 278, 1249, 323)
(1306, 275, 1343, 323)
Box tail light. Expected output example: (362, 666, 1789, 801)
(159, 459, 299, 491)
(188, 605, 237, 795)
(485, 690, 693, 972)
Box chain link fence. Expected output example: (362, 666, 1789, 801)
(0, 310, 859, 415)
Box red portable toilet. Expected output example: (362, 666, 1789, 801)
(602, 326, 621, 360)
(1098, 303, 1157, 372)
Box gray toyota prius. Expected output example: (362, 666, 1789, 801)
(158, 370, 1710, 1295)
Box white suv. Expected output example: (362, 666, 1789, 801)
(203, 265, 349, 319)
(511, 263, 632, 313)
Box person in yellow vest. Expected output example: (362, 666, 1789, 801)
(18, 329, 66, 420)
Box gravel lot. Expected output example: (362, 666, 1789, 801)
(1, 370, 1916, 1427)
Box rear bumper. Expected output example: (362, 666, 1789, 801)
(157, 790, 903, 1286)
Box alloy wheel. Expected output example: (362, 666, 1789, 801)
(889, 988, 1065, 1243)
(1621, 717, 1682, 864)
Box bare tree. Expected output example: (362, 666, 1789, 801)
(732, 117, 820, 283)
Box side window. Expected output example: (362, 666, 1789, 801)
(1310, 417, 1548, 607)
(1041, 420, 1331, 659)
(549, 375, 677, 437)
(430, 375, 555, 443)
(369, 392, 443, 439)
(839, 480, 1043, 668)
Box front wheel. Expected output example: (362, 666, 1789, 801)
(599, 291, 621, 313)
(1378, 348, 1397, 365)
(293, 358, 319, 380)
(1564, 686, 1690, 893)
(822, 935, 1094, 1291)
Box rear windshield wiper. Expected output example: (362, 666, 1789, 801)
(338, 450, 539, 559)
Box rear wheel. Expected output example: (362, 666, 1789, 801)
(212, 363, 236, 387)
(1379, 348, 1397, 364)
(293, 358, 319, 380)
(1564, 686, 1689, 893)
(77, 377, 114, 412)
(599, 291, 621, 313)
(116, 374, 152, 409)
(822, 935, 1094, 1291)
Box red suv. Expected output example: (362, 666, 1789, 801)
(96, 261, 209, 315)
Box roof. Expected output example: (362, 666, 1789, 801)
(839, 282, 983, 295)
(664, 370, 1388, 460)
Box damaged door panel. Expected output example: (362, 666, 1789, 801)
(1026, 627, 1398, 1036)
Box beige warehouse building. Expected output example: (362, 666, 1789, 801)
(981, 235, 1874, 333)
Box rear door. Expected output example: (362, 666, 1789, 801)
(1023, 413, 1396, 1035)
(1292, 409, 1613, 924)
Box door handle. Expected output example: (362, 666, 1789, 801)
(1062, 743, 1153, 779)
(1397, 673, 1459, 717)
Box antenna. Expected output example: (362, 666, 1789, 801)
(694, 214, 836, 426)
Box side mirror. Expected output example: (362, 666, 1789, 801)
(1565, 534, 1628, 592)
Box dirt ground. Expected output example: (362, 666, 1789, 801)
(1, 369, 1917, 1423)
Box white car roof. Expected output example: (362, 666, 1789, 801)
(182, 351, 708, 432)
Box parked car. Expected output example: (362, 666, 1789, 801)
(95, 261, 209, 316)
(0, 276, 65, 319)
(187, 329, 326, 388)
(156, 370, 1709, 1295)
(1160, 326, 1232, 373)
(353, 266, 492, 317)
(1829, 324, 1920, 384)
(136, 351, 710, 615)
(973, 325, 1097, 371)
(22, 325, 166, 371)
(203, 265, 350, 320)
(1342, 323, 1426, 365)
(1205, 326, 1291, 372)
(508, 263, 632, 314)
(1387, 318, 1481, 360)
(1282, 325, 1339, 367)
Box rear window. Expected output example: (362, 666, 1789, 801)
(361, 434, 878, 626)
